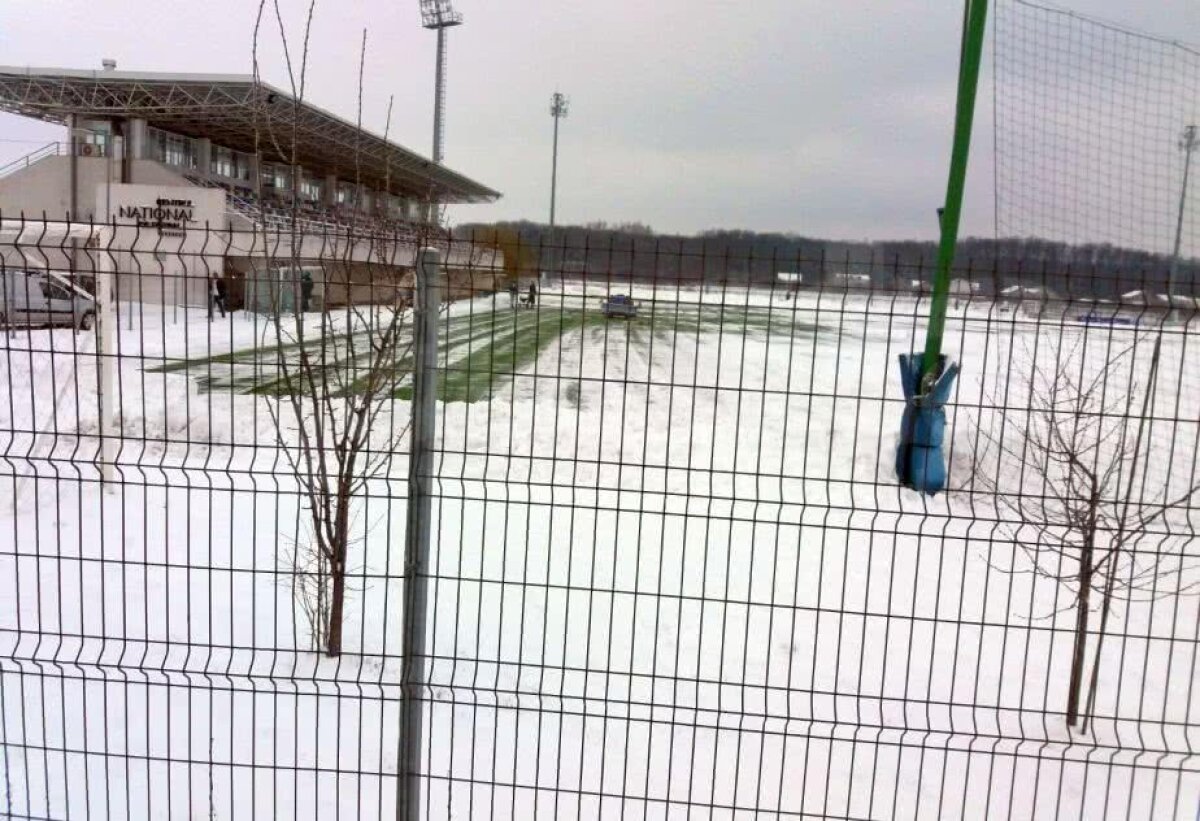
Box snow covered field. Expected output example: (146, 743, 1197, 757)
(1, 286, 1198, 819)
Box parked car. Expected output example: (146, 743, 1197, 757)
(601, 294, 638, 319)
(0, 269, 96, 330)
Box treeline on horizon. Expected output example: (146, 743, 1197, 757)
(455, 220, 1199, 299)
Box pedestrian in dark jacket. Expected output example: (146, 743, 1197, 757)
(301, 270, 314, 312)
(209, 274, 227, 319)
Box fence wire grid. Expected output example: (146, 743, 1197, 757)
(0, 217, 1197, 820)
(0, 4, 1198, 816)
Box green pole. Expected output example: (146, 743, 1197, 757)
(920, 0, 989, 390)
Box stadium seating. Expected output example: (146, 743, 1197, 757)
(183, 173, 440, 241)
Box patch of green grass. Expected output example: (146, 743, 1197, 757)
(433, 308, 588, 403)
(152, 299, 837, 404)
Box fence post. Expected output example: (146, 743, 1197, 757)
(397, 246, 439, 821)
(96, 225, 117, 488)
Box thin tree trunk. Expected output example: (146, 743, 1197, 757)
(327, 562, 345, 657)
(1080, 593, 1111, 734)
(325, 489, 352, 657)
(1082, 336, 1161, 734)
(1066, 557, 1093, 728)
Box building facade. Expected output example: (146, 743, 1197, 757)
(0, 64, 502, 307)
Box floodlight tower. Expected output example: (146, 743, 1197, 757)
(547, 92, 569, 279)
(420, 0, 462, 165)
(549, 92, 569, 231)
(1168, 124, 1198, 315)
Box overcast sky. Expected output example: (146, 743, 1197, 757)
(1, 0, 1196, 239)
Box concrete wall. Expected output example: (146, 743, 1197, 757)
(129, 160, 192, 189)
(223, 257, 501, 311)
(0, 156, 192, 222)
(103, 183, 228, 307)
(0, 156, 110, 220)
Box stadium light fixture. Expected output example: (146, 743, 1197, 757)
(420, 0, 463, 165)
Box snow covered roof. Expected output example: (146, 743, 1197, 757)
(1118, 290, 1200, 309)
(999, 285, 1056, 299)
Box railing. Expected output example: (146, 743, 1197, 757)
(0, 141, 62, 180)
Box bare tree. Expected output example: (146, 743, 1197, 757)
(970, 335, 1200, 730)
(251, 1, 436, 655)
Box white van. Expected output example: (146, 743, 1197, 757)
(0, 269, 96, 330)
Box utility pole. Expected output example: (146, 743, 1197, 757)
(1167, 124, 1197, 321)
(548, 92, 569, 280)
(420, 0, 463, 165)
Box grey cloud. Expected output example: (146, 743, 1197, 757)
(1, 0, 1195, 238)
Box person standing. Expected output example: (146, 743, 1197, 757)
(215, 275, 228, 316)
(301, 269, 314, 312)
(209, 273, 226, 319)
(528, 280, 537, 308)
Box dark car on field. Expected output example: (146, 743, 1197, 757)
(601, 294, 638, 319)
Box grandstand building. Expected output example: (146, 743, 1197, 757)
(0, 64, 501, 307)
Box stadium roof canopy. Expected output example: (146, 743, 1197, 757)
(0, 66, 500, 204)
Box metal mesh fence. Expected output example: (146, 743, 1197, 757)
(0, 218, 1197, 819)
(994, 0, 1200, 269)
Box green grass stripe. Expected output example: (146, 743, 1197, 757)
(152, 300, 840, 404)
(434, 307, 586, 403)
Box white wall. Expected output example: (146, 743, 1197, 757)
(0, 156, 196, 223)
(129, 160, 192, 190)
(102, 183, 228, 307)
(0, 156, 116, 220)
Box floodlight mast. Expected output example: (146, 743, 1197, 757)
(546, 92, 569, 281)
(549, 92, 569, 231)
(420, 0, 463, 166)
(1167, 124, 1197, 318)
